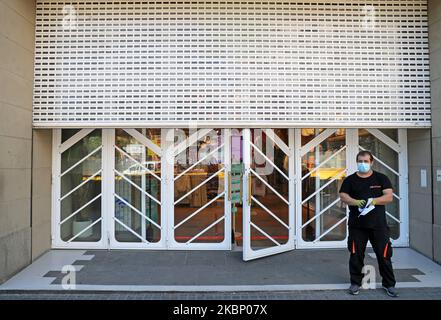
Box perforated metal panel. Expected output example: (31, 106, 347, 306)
(33, 0, 431, 128)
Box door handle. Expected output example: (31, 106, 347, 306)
(239, 173, 243, 204)
(248, 174, 252, 206)
(228, 171, 232, 201)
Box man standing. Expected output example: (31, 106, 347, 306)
(339, 150, 398, 297)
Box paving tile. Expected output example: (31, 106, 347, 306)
(39, 249, 428, 286)
(2, 248, 441, 293)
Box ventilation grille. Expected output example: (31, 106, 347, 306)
(33, 0, 431, 127)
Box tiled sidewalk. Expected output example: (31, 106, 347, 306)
(1, 288, 441, 300)
(1, 248, 441, 292)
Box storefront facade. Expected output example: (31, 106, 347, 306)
(51, 128, 409, 260)
(32, 1, 429, 260)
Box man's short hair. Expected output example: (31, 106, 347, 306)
(356, 150, 374, 162)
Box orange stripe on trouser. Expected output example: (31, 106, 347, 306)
(352, 240, 355, 254)
(383, 243, 389, 258)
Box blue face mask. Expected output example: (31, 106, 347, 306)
(357, 162, 371, 173)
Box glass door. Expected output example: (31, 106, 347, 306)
(242, 129, 295, 261)
(109, 129, 165, 249)
(52, 129, 105, 248)
(168, 129, 232, 249)
(358, 129, 408, 246)
(294, 128, 409, 248)
(295, 129, 348, 248)
(52, 128, 408, 251)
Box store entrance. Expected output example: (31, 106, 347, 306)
(52, 128, 409, 254)
(169, 129, 232, 250)
(232, 129, 295, 260)
(51, 128, 408, 255)
(169, 128, 295, 259)
(52, 128, 295, 259)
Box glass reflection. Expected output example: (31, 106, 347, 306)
(301, 129, 347, 242)
(174, 129, 225, 243)
(60, 129, 102, 242)
(114, 129, 161, 243)
(250, 129, 289, 250)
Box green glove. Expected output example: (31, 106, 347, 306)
(354, 199, 366, 208)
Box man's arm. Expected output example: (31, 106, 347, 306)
(339, 177, 366, 208)
(339, 192, 361, 206)
(372, 188, 393, 205)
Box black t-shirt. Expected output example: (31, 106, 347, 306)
(339, 170, 392, 229)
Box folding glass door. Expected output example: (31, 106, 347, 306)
(242, 129, 295, 260)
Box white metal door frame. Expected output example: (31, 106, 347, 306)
(108, 129, 167, 249)
(52, 128, 107, 249)
(295, 128, 349, 249)
(51, 128, 408, 250)
(167, 128, 232, 250)
(294, 128, 409, 249)
(242, 129, 295, 261)
(360, 128, 409, 247)
(397, 129, 409, 247)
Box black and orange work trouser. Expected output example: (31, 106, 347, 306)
(348, 227, 396, 288)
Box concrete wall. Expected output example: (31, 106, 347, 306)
(429, 0, 441, 264)
(31, 130, 52, 260)
(407, 129, 433, 258)
(0, 0, 36, 283)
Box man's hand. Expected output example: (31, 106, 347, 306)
(370, 189, 393, 206)
(354, 199, 366, 208)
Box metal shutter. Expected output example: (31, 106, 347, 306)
(33, 0, 431, 128)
